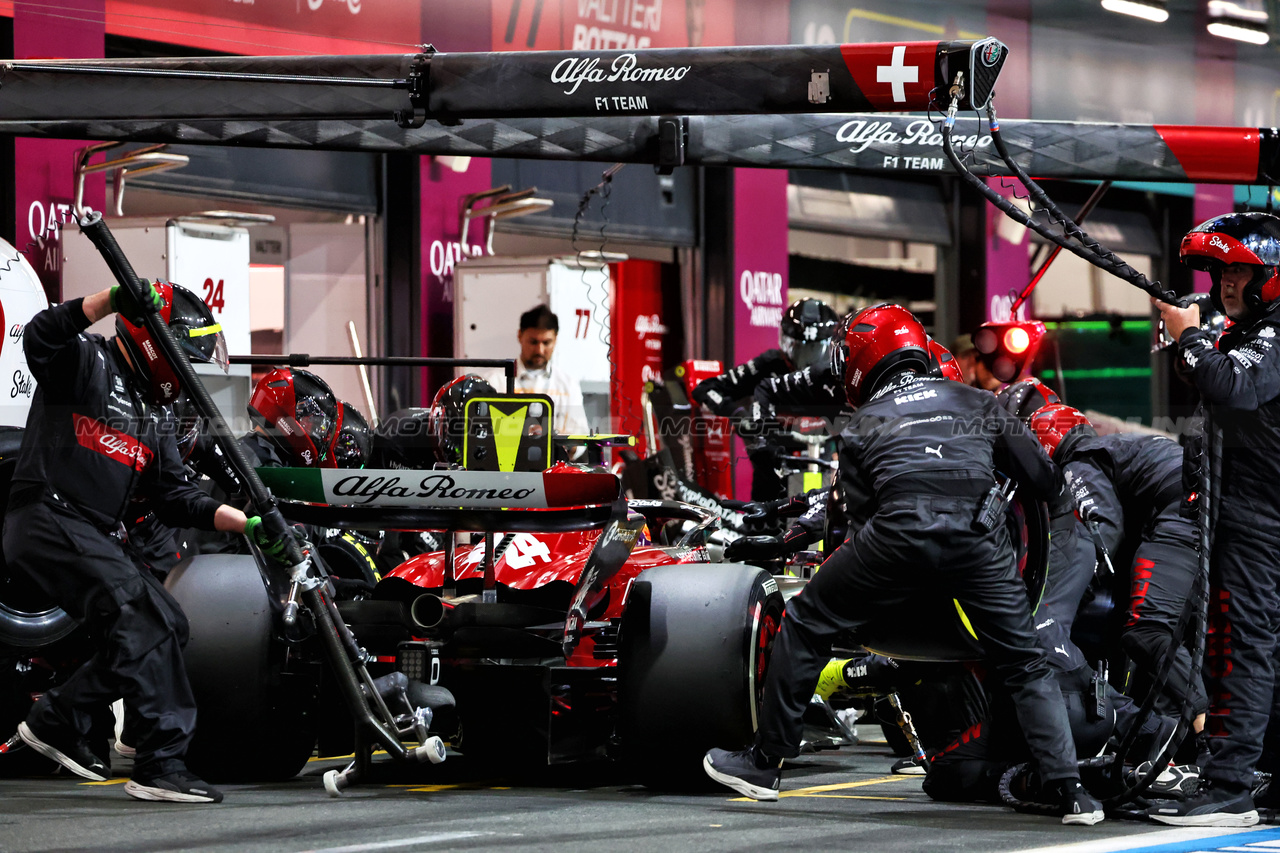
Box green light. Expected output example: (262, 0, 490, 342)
(1046, 320, 1151, 333)
(1040, 368, 1151, 380)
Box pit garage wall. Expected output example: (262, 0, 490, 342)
(5, 0, 1256, 413)
(732, 169, 789, 500)
(12, 0, 105, 303)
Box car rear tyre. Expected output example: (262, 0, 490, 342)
(166, 554, 318, 782)
(0, 427, 77, 651)
(619, 563, 783, 788)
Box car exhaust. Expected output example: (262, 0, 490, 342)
(410, 594, 450, 630)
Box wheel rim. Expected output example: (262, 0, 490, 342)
(746, 597, 782, 732)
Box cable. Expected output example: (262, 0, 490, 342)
(982, 102, 1177, 305)
(0, 238, 45, 277)
(939, 82, 1177, 305)
(571, 164, 638, 446)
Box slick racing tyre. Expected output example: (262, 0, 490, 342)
(0, 427, 76, 650)
(619, 563, 784, 788)
(166, 554, 318, 782)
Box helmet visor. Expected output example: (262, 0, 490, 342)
(179, 322, 229, 374)
(296, 396, 336, 455)
(781, 336, 833, 370)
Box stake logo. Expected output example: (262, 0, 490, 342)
(550, 53, 691, 96)
(1209, 235, 1232, 253)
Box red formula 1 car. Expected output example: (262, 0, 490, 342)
(252, 441, 787, 789)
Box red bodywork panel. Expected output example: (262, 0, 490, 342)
(387, 529, 690, 667)
(676, 359, 735, 501)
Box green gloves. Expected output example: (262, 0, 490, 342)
(109, 280, 165, 324)
(245, 516, 292, 566)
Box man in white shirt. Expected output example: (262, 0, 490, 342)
(508, 305, 590, 441)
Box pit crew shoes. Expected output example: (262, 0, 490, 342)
(1148, 783, 1259, 827)
(1053, 778, 1105, 826)
(17, 720, 109, 782)
(1128, 761, 1200, 800)
(125, 769, 224, 804)
(703, 747, 781, 801)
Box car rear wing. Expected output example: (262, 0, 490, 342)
(258, 467, 621, 533)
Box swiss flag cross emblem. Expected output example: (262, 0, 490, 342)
(840, 42, 935, 110)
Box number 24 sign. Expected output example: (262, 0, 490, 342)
(202, 278, 226, 312)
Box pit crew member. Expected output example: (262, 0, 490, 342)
(5, 283, 292, 803)
(1148, 212, 1280, 826)
(703, 303, 1103, 824)
(691, 298, 838, 500)
(1028, 404, 1207, 730)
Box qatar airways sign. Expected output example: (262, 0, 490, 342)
(739, 270, 785, 329)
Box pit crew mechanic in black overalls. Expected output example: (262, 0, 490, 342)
(726, 336, 964, 561)
(1027, 404, 1207, 734)
(690, 298, 838, 500)
(1147, 212, 1280, 826)
(921, 386, 1183, 805)
(703, 303, 1104, 825)
(4, 282, 292, 803)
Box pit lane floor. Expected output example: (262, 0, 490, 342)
(0, 741, 1274, 853)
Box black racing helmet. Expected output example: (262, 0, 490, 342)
(171, 393, 202, 462)
(1180, 212, 1280, 317)
(996, 378, 1061, 423)
(328, 402, 372, 469)
(780, 298, 839, 370)
(429, 374, 497, 466)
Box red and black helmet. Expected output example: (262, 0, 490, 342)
(1180, 212, 1280, 315)
(248, 368, 339, 468)
(830, 303, 930, 406)
(328, 401, 372, 469)
(429, 374, 497, 466)
(997, 378, 1061, 423)
(927, 337, 964, 383)
(1027, 403, 1095, 460)
(115, 281, 227, 406)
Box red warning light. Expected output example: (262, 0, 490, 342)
(1004, 326, 1031, 354)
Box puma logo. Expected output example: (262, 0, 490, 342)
(925, 445, 943, 458)
(1055, 645, 1071, 657)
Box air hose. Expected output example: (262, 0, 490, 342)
(938, 78, 1178, 305)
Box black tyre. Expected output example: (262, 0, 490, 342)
(619, 563, 783, 786)
(0, 427, 76, 650)
(166, 555, 318, 782)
